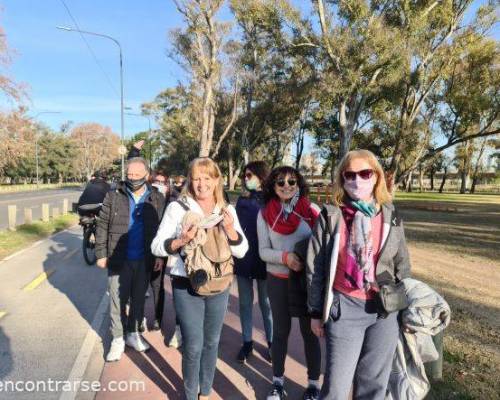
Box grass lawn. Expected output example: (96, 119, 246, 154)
(0, 183, 81, 194)
(394, 191, 500, 204)
(0, 213, 78, 260)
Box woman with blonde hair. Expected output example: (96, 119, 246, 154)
(306, 149, 411, 400)
(152, 157, 248, 400)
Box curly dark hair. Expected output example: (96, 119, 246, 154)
(262, 166, 309, 204)
(242, 161, 270, 184)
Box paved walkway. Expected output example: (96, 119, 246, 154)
(96, 278, 324, 400)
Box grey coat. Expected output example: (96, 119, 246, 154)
(306, 203, 411, 323)
(386, 278, 451, 400)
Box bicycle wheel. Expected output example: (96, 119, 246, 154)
(82, 226, 97, 265)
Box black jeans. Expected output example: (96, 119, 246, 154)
(267, 273, 321, 380)
(150, 265, 166, 324)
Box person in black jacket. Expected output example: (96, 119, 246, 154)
(95, 157, 165, 362)
(77, 170, 110, 209)
(234, 161, 273, 363)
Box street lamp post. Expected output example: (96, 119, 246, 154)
(57, 26, 126, 180)
(30, 111, 62, 188)
(125, 112, 153, 169)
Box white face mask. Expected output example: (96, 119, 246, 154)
(152, 183, 167, 195)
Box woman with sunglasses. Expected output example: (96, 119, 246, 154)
(307, 150, 411, 400)
(234, 161, 273, 363)
(258, 166, 322, 400)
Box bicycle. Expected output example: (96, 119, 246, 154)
(78, 203, 102, 266)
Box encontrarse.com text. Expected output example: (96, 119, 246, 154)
(0, 379, 146, 393)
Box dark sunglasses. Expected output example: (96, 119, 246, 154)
(343, 169, 374, 181)
(276, 179, 297, 187)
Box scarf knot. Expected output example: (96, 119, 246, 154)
(262, 195, 319, 234)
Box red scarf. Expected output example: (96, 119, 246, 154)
(262, 197, 319, 234)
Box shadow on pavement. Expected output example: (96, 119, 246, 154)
(0, 325, 13, 379)
(42, 229, 108, 343)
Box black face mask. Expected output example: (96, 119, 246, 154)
(126, 176, 147, 192)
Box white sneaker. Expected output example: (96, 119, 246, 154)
(126, 332, 150, 352)
(106, 337, 125, 362)
(168, 325, 183, 348)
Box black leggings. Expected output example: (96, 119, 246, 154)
(267, 273, 321, 380)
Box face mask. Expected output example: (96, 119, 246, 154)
(152, 183, 167, 195)
(245, 178, 260, 191)
(343, 177, 375, 201)
(126, 176, 147, 192)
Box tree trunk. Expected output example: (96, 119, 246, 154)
(199, 79, 215, 157)
(418, 165, 424, 192)
(439, 167, 448, 193)
(430, 169, 435, 191)
(338, 100, 353, 163)
(406, 171, 413, 193)
(459, 170, 468, 194)
(470, 176, 478, 194)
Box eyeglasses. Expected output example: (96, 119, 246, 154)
(343, 169, 374, 181)
(276, 179, 297, 187)
(153, 179, 166, 185)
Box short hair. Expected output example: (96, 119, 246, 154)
(332, 149, 392, 206)
(242, 161, 270, 184)
(182, 158, 226, 207)
(262, 166, 309, 204)
(126, 157, 149, 173)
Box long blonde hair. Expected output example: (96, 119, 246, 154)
(182, 158, 226, 207)
(332, 149, 392, 207)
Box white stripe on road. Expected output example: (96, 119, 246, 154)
(59, 292, 109, 400)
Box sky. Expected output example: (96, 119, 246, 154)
(0, 0, 497, 152)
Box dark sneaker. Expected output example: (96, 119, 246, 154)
(266, 383, 285, 400)
(237, 341, 253, 363)
(303, 386, 320, 400)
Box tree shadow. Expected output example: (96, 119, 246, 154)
(399, 205, 500, 262)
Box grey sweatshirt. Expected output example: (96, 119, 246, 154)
(257, 209, 317, 276)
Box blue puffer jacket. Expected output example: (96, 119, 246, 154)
(234, 191, 267, 279)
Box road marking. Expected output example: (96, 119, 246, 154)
(62, 248, 79, 261)
(59, 292, 109, 400)
(0, 311, 7, 320)
(23, 268, 56, 291)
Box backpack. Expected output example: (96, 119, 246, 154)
(177, 199, 234, 296)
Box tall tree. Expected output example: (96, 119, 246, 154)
(171, 0, 230, 157)
(69, 123, 120, 181)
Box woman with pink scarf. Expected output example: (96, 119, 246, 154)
(306, 150, 412, 400)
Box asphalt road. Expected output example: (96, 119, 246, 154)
(0, 225, 109, 400)
(0, 188, 83, 231)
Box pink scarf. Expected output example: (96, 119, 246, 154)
(341, 205, 376, 290)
